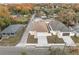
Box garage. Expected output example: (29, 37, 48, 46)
(49, 20, 72, 37)
(62, 33, 70, 36)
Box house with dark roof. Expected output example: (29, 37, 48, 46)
(48, 20, 75, 37)
(72, 24, 79, 37)
(1, 24, 25, 37)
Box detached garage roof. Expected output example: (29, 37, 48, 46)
(1, 24, 24, 34)
(32, 21, 48, 32)
(49, 20, 71, 32)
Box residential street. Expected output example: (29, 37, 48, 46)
(0, 47, 50, 55)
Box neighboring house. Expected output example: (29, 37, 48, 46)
(48, 20, 74, 38)
(1, 24, 25, 38)
(72, 24, 79, 37)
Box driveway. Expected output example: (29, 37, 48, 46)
(16, 13, 36, 47)
(61, 36, 76, 46)
(37, 36, 48, 46)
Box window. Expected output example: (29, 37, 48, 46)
(63, 33, 70, 36)
(11, 33, 14, 35)
(3, 33, 5, 35)
(7, 33, 10, 35)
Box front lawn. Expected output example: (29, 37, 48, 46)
(47, 34, 64, 43)
(27, 34, 37, 43)
(71, 36, 79, 43)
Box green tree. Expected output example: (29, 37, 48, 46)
(58, 9, 76, 26)
(76, 12, 79, 24)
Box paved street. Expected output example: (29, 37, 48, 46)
(0, 46, 50, 55)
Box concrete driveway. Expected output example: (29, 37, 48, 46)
(61, 36, 76, 46)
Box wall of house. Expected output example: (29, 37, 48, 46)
(1, 25, 25, 38)
(2, 33, 15, 37)
(57, 32, 75, 38)
(36, 32, 51, 37)
(76, 33, 79, 37)
(57, 31, 62, 38)
(50, 31, 57, 35)
(70, 32, 75, 36)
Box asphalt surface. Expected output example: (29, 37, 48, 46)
(0, 46, 51, 55)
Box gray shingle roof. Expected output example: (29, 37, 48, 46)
(1, 24, 24, 34)
(49, 20, 71, 32)
(72, 24, 79, 33)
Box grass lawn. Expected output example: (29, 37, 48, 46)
(27, 34, 37, 43)
(47, 34, 64, 43)
(71, 36, 79, 43)
(0, 27, 25, 46)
